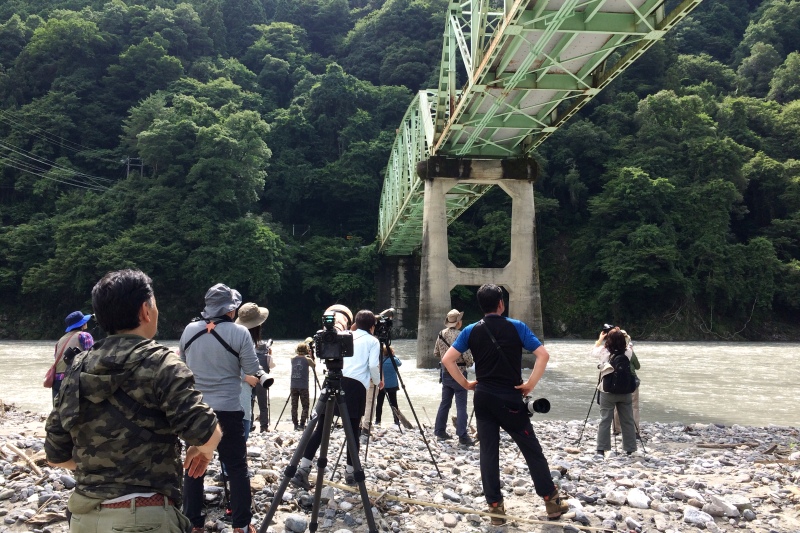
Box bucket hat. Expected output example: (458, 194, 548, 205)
(201, 283, 242, 319)
(444, 309, 464, 327)
(65, 311, 92, 332)
(236, 302, 269, 330)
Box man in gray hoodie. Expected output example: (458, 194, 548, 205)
(180, 283, 269, 533)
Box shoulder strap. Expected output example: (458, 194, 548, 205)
(437, 332, 451, 348)
(478, 319, 522, 385)
(106, 388, 176, 444)
(53, 331, 80, 367)
(183, 317, 239, 358)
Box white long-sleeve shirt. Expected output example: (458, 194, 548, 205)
(343, 329, 380, 389)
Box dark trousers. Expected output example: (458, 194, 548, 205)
(303, 377, 364, 466)
(473, 390, 555, 504)
(290, 387, 310, 426)
(253, 383, 269, 429)
(184, 411, 251, 528)
(375, 387, 399, 424)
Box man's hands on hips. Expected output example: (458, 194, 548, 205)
(514, 382, 535, 396)
(464, 380, 478, 391)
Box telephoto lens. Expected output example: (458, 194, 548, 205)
(524, 396, 550, 416)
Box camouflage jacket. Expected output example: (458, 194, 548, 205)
(435, 327, 473, 367)
(45, 335, 217, 505)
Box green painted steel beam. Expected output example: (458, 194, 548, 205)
(377, 0, 703, 255)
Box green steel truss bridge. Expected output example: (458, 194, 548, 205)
(378, 0, 702, 255)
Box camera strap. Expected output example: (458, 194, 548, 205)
(478, 319, 523, 385)
(183, 316, 239, 359)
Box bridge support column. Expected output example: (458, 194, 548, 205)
(417, 178, 543, 368)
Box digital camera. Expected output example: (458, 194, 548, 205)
(313, 313, 354, 360)
(523, 396, 550, 417)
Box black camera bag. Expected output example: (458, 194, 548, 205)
(602, 351, 637, 394)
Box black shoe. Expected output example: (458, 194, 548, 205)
(294, 424, 300, 431)
(435, 431, 452, 441)
(344, 471, 356, 486)
(458, 435, 475, 446)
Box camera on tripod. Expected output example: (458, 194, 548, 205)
(313, 313, 354, 360)
(374, 307, 395, 346)
(523, 396, 550, 417)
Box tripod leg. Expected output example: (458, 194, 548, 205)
(275, 394, 291, 429)
(258, 389, 330, 533)
(333, 390, 379, 533)
(265, 389, 271, 431)
(574, 388, 597, 446)
(308, 393, 338, 533)
(388, 358, 443, 479)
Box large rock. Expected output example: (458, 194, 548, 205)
(683, 506, 714, 527)
(626, 488, 650, 509)
(285, 514, 308, 533)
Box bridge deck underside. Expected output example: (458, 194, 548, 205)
(378, 0, 702, 254)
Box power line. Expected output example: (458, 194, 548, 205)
(0, 109, 121, 164)
(0, 157, 107, 192)
(0, 140, 114, 188)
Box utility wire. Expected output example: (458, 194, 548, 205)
(0, 140, 113, 189)
(0, 155, 106, 191)
(0, 109, 120, 164)
(0, 157, 107, 192)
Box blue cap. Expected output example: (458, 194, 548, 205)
(65, 311, 92, 332)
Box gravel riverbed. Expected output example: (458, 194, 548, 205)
(1, 403, 798, 533)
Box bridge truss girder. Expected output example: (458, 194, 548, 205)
(378, 0, 703, 255)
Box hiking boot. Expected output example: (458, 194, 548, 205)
(458, 435, 475, 447)
(290, 466, 311, 490)
(344, 471, 356, 486)
(544, 489, 569, 519)
(435, 431, 452, 441)
(487, 500, 506, 525)
(233, 526, 256, 533)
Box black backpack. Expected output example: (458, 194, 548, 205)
(602, 351, 637, 394)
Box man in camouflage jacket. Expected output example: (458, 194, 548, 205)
(45, 269, 221, 533)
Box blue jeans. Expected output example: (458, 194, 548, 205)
(183, 411, 251, 529)
(434, 371, 468, 437)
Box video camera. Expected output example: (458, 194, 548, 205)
(314, 312, 354, 360)
(374, 307, 395, 346)
(523, 396, 550, 417)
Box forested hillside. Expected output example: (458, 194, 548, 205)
(0, 0, 798, 340)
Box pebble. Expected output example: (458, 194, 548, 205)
(1, 407, 798, 532)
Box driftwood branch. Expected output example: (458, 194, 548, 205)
(5, 442, 43, 476)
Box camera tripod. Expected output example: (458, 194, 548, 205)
(359, 341, 442, 479)
(258, 358, 378, 533)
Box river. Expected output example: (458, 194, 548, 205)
(2, 339, 797, 428)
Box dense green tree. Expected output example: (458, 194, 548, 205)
(767, 51, 800, 103)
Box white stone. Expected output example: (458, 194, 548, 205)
(683, 506, 713, 526)
(627, 488, 651, 509)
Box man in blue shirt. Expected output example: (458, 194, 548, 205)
(442, 284, 568, 524)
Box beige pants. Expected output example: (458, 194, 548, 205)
(68, 493, 190, 533)
(613, 386, 640, 434)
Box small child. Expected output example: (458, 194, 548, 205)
(290, 342, 316, 430)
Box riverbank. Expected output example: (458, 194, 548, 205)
(1, 402, 798, 533)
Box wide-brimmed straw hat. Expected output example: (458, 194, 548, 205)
(236, 302, 269, 329)
(65, 311, 92, 332)
(444, 309, 464, 327)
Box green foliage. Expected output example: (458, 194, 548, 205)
(0, 0, 799, 340)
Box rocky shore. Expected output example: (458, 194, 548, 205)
(1, 402, 798, 533)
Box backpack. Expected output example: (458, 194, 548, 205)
(601, 351, 637, 394)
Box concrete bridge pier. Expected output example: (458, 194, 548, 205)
(417, 173, 542, 368)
